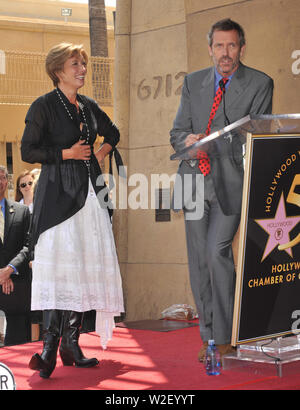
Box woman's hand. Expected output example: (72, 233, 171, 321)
(62, 140, 91, 161)
(95, 143, 112, 164)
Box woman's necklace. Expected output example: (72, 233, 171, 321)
(56, 88, 91, 173)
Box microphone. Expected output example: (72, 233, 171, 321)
(219, 79, 230, 127)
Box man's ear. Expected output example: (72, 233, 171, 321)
(240, 44, 246, 59)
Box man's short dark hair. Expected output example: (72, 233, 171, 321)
(207, 18, 246, 48)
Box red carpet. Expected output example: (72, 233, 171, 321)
(1, 324, 300, 390)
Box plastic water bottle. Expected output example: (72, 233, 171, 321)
(205, 340, 221, 375)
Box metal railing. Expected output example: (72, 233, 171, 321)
(0, 50, 114, 106)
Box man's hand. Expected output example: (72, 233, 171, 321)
(1, 278, 14, 295)
(0, 266, 14, 294)
(185, 133, 206, 147)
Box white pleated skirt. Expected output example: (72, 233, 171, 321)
(32, 180, 124, 349)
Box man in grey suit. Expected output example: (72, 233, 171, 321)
(170, 19, 273, 360)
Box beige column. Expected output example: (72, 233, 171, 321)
(113, 0, 132, 311)
(0, 140, 6, 167)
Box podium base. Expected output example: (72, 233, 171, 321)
(222, 336, 300, 377)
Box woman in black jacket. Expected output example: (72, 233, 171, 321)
(21, 42, 124, 379)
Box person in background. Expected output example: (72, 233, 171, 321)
(15, 168, 43, 341)
(0, 165, 31, 346)
(15, 170, 35, 213)
(21, 42, 124, 379)
(30, 168, 41, 197)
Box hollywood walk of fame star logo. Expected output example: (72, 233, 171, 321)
(255, 192, 300, 262)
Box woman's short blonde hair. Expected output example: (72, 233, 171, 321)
(45, 42, 88, 87)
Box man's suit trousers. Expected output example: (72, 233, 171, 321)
(184, 174, 240, 345)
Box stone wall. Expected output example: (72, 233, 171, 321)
(114, 0, 300, 320)
(114, 0, 194, 320)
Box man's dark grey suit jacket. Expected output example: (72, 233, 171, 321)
(0, 199, 31, 345)
(170, 63, 274, 216)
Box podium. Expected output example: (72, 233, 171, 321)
(171, 114, 300, 376)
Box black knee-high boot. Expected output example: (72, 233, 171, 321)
(29, 309, 63, 378)
(59, 311, 99, 368)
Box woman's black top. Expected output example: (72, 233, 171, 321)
(21, 89, 120, 250)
